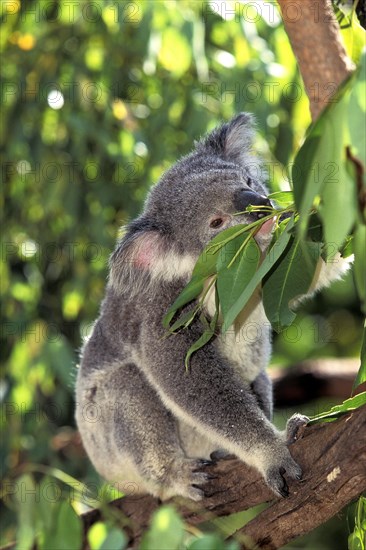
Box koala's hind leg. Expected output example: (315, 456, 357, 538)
(108, 363, 212, 501)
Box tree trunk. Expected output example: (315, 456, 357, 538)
(276, 0, 354, 120)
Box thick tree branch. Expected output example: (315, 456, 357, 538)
(82, 405, 366, 548)
(276, 0, 354, 120)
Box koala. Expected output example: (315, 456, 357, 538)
(75, 113, 350, 501)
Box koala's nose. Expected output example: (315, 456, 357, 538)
(233, 190, 272, 219)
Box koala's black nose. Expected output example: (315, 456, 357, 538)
(233, 190, 272, 219)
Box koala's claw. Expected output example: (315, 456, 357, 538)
(266, 466, 289, 498)
(193, 459, 214, 469)
(166, 457, 214, 501)
(210, 449, 236, 461)
(265, 453, 303, 498)
(286, 413, 310, 445)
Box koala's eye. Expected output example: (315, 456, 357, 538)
(210, 217, 224, 229)
(247, 177, 252, 186)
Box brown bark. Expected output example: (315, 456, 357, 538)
(276, 0, 354, 120)
(81, 405, 366, 548)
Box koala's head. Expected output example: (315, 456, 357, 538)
(110, 113, 272, 292)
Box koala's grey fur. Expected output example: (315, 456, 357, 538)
(75, 113, 350, 501)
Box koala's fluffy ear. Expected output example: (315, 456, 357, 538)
(109, 219, 195, 293)
(109, 221, 165, 291)
(196, 112, 255, 167)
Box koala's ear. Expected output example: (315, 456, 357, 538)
(109, 225, 165, 287)
(109, 219, 196, 293)
(196, 112, 255, 166)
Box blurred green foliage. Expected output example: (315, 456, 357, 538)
(1, 0, 363, 547)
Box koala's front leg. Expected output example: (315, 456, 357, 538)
(142, 317, 303, 498)
(251, 370, 273, 420)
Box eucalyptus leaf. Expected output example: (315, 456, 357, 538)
(217, 236, 260, 322)
(292, 73, 357, 244)
(193, 225, 248, 278)
(140, 505, 185, 550)
(169, 306, 200, 333)
(353, 323, 366, 389)
(222, 216, 296, 332)
(185, 291, 219, 370)
(37, 476, 59, 549)
(317, 91, 357, 255)
(263, 239, 321, 332)
(336, 6, 366, 64)
(163, 276, 205, 329)
(354, 224, 366, 312)
(163, 225, 247, 329)
(15, 474, 37, 550)
(187, 534, 226, 550)
(340, 235, 354, 258)
(185, 326, 217, 371)
(348, 50, 366, 199)
(308, 392, 366, 424)
(292, 133, 322, 228)
(99, 529, 127, 550)
(267, 191, 294, 206)
(42, 500, 82, 550)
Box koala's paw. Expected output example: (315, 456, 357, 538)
(286, 413, 310, 445)
(167, 458, 215, 501)
(265, 450, 303, 498)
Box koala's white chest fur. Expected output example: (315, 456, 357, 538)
(202, 280, 271, 383)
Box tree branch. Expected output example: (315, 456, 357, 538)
(276, 0, 354, 120)
(82, 405, 366, 548)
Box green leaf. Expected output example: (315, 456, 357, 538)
(263, 239, 321, 332)
(184, 326, 215, 370)
(168, 306, 200, 333)
(99, 529, 127, 550)
(37, 476, 59, 549)
(354, 322, 366, 390)
(354, 224, 366, 313)
(42, 500, 82, 550)
(340, 235, 354, 258)
(193, 225, 248, 278)
(163, 225, 247, 329)
(336, 6, 366, 64)
(185, 293, 219, 371)
(317, 93, 357, 255)
(292, 133, 322, 225)
(293, 72, 358, 248)
(163, 276, 205, 329)
(140, 505, 185, 550)
(308, 392, 366, 424)
(267, 191, 294, 206)
(348, 50, 366, 170)
(88, 522, 127, 550)
(217, 236, 260, 322)
(306, 213, 323, 243)
(187, 534, 226, 550)
(222, 216, 295, 332)
(348, 531, 364, 550)
(15, 474, 37, 550)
